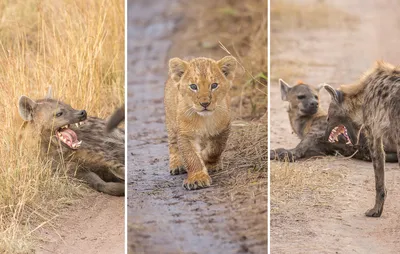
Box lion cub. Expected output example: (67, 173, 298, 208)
(164, 56, 237, 190)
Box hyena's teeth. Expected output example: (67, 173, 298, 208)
(75, 123, 79, 128)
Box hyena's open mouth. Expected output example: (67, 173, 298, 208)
(328, 125, 352, 145)
(55, 122, 84, 149)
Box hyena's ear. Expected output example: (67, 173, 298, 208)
(279, 79, 292, 101)
(324, 84, 344, 103)
(18, 95, 37, 121)
(217, 56, 237, 80)
(169, 58, 188, 83)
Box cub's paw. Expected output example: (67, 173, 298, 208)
(365, 207, 383, 217)
(170, 166, 187, 175)
(205, 162, 220, 172)
(270, 148, 296, 162)
(183, 171, 212, 190)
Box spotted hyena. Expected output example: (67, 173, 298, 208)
(271, 79, 379, 161)
(18, 95, 125, 196)
(324, 61, 399, 217)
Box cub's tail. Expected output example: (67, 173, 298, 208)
(106, 106, 125, 132)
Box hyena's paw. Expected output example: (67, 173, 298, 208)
(183, 171, 212, 190)
(170, 165, 187, 175)
(365, 207, 383, 217)
(270, 148, 296, 162)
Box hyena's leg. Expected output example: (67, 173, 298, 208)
(167, 128, 186, 175)
(178, 134, 211, 190)
(77, 170, 125, 196)
(201, 127, 230, 171)
(365, 134, 386, 217)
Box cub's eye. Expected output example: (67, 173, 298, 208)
(315, 95, 319, 100)
(189, 84, 198, 91)
(55, 112, 63, 117)
(211, 83, 218, 90)
(297, 95, 305, 100)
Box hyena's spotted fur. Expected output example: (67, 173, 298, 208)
(18, 95, 125, 196)
(271, 79, 374, 161)
(106, 106, 125, 132)
(324, 61, 400, 217)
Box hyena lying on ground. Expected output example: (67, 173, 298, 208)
(18, 95, 125, 196)
(324, 61, 400, 217)
(270, 79, 397, 162)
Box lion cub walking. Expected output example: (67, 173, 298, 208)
(164, 56, 237, 190)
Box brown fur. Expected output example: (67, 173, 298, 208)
(324, 61, 400, 217)
(164, 56, 237, 190)
(18, 95, 125, 196)
(271, 79, 380, 161)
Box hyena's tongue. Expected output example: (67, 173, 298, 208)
(58, 128, 81, 149)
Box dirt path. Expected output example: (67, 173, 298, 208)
(127, 0, 267, 253)
(271, 0, 400, 253)
(35, 193, 124, 254)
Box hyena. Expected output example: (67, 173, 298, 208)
(271, 79, 374, 161)
(106, 106, 125, 132)
(271, 79, 397, 162)
(18, 95, 125, 196)
(324, 61, 400, 217)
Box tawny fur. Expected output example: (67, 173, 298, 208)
(164, 56, 236, 190)
(18, 96, 125, 196)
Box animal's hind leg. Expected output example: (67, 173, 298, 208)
(365, 135, 386, 217)
(77, 171, 124, 196)
(201, 127, 230, 171)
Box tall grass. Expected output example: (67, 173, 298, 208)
(0, 0, 124, 252)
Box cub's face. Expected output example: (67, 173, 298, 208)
(169, 56, 237, 116)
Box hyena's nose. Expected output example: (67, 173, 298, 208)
(78, 110, 87, 120)
(200, 102, 210, 109)
(310, 101, 318, 107)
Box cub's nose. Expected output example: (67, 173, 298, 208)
(200, 102, 210, 108)
(78, 110, 87, 120)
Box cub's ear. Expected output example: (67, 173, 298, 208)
(279, 79, 291, 101)
(169, 58, 188, 83)
(324, 84, 343, 103)
(217, 56, 237, 80)
(18, 95, 37, 121)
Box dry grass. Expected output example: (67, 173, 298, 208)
(0, 0, 124, 252)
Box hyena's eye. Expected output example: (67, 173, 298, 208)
(189, 84, 198, 91)
(297, 95, 305, 100)
(315, 95, 319, 100)
(211, 83, 218, 90)
(55, 112, 63, 117)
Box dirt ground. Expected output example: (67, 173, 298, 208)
(34, 192, 124, 254)
(271, 0, 400, 253)
(127, 0, 267, 253)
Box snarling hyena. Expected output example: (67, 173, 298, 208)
(271, 79, 372, 161)
(18, 95, 125, 196)
(324, 61, 400, 217)
(270, 79, 398, 162)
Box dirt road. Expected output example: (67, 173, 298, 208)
(35, 193, 124, 254)
(271, 0, 400, 253)
(127, 0, 267, 253)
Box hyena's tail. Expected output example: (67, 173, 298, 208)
(106, 106, 125, 132)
